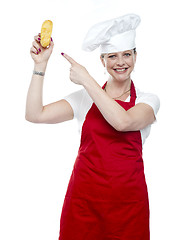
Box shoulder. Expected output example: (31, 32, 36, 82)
(63, 88, 86, 118)
(64, 88, 85, 101)
(64, 88, 93, 119)
(135, 87, 160, 116)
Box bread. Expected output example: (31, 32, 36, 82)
(40, 20, 53, 48)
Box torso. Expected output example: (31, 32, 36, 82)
(64, 81, 159, 145)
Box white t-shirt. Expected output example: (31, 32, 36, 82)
(64, 86, 160, 145)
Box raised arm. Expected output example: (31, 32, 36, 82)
(25, 35, 73, 124)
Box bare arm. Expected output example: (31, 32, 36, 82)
(62, 53, 155, 132)
(25, 35, 73, 124)
(83, 78, 155, 131)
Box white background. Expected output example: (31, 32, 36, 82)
(1, 0, 186, 239)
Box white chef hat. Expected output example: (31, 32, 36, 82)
(82, 13, 141, 54)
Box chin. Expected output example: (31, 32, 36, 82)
(112, 75, 131, 82)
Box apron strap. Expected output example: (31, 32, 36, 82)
(102, 80, 137, 106)
(130, 80, 137, 106)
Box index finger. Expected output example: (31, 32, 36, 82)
(61, 53, 78, 65)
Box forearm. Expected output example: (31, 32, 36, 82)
(83, 77, 129, 131)
(25, 62, 47, 122)
(62, 53, 154, 131)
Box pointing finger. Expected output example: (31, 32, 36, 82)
(61, 52, 78, 65)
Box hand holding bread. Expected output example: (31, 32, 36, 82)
(30, 20, 54, 64)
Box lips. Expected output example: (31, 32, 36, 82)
(114, 68, 128, 73)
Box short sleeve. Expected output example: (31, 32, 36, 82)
(63, 89, 85, 119)
(136, 91, 160, 119)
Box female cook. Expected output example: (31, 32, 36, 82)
(26, 14, 160, 240)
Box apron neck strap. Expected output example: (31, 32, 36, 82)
(102, 80, 137, 105)
(130, 80, 137, 105)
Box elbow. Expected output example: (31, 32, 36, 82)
(114, 117, 131, 132)
(25, 112, 31, 122)
(25, 115, 36, 123)
(115, 123, 129, 132)
(25, 113, 41, 123)
(25, 107, 44, 123)
(25, 115, 33, 123)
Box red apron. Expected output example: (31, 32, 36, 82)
(59, 81, 150, 240)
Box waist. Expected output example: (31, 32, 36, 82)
(75, 152, 144, 174)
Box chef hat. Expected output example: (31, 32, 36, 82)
(82, 13, 141, 54)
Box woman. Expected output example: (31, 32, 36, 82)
(26, 14, 160, 240)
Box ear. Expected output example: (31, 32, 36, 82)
(134, 52, 137, 62)
(132, 51, 137, 65)
(100, 55, 106, 67)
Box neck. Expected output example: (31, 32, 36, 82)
(105, 77, 132, 100)
(107, 77, 131, 92)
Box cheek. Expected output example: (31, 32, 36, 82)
(106, 62, 111, 69)
(126, 57, 135, 67)
(105, 60, 114, 69)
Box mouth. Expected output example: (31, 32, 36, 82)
(114, 68, 128, 73)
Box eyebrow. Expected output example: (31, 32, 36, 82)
(108, 51, 131, 56)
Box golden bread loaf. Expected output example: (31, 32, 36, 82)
(40, 20, 53, 48)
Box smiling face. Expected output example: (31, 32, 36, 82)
(100, 50, 136, 83)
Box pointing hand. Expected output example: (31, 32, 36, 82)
(61, 53, 92, 86)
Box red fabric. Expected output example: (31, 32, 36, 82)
(59, 81, 150, 240)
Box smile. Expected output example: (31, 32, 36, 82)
(114, 68, 128, 73)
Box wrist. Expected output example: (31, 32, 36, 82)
(34, 62, 48, 72)
(82, 75, 95, 89)
(81, 74, 95, 89)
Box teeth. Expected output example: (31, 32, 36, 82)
(115, 68, 127, 72)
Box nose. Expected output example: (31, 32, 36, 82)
(116, 55, 125, 66)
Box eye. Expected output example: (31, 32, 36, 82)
(124, 53, 131, 57)
(108, 55, 116, 58)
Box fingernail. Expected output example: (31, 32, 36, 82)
(37, 51, 38, 54)
(39, 48, 41, 52)
(61, 52, 64, 56)
(38, 37, 41, 41)
(51, 37, 53, 42)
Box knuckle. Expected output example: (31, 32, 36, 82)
(32, 41, 37, 47)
